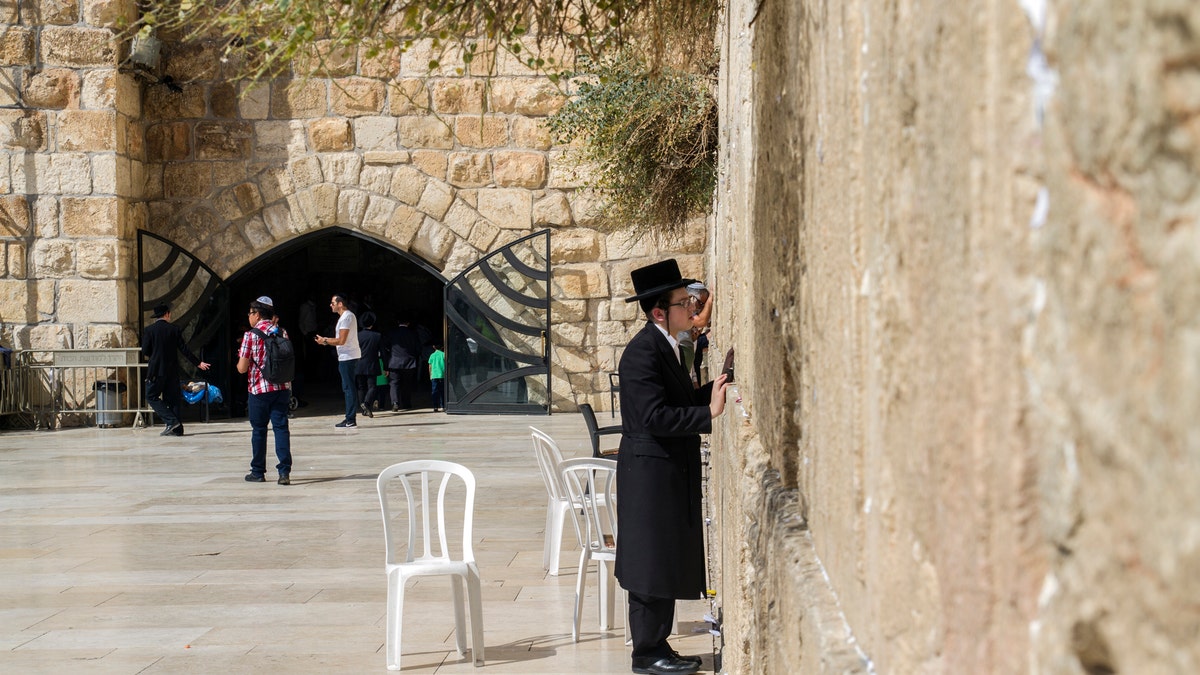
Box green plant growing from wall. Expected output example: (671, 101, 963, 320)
(547, 52, 718, 235)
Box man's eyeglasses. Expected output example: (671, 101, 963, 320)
(666, 297, 698, 311)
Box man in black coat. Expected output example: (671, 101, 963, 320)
(141, 303, 210, 436)
(615, 260, 730, 675)
(383, 315, 424, 411)
(355, 312, 384, 418)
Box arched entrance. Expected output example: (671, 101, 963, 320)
(224, 228, 445, 414)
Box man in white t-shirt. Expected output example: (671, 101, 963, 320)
(315, 294, 361, 428)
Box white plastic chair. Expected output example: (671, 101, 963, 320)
(531, 427, 583, 576)
(377, 460, 484, 671)
(559, 457, 621, 642)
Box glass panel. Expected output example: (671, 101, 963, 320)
(444, 230, 550, 414)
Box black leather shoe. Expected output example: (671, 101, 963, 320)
(631, 656, 700, 675)
(244, 473, 265, 482)
(277, 474, 290, 485)
(160, 422, 181, 436)
(670, 650, 703, 666)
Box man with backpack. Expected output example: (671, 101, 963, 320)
(236, 297, 293, 485)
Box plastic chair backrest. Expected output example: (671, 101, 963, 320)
(377, 460, 476, 567)
(559, 457, 618, 553)
(578, 404, 602, 457)
(530, 427, 570, 502)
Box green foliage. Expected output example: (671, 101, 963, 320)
(547, 52, 718, 235)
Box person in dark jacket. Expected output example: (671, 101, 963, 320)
(615, 260, 730, 675)
(141, 303, 210, 436)
(383, 315, 424, 411)
(355, 312, 384, 418)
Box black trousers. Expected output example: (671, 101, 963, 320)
(145, 376, 182, 428)
(388, 368, 417, 408)
(628, 590, 675, 660)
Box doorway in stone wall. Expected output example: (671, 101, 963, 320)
(223, 227, 446, 417)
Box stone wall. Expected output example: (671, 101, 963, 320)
(2, 3, 707, 411)
(713, 0, 1200, 673)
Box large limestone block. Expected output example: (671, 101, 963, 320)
(455, 115, 509, 148)
(431, 79, 485, 114)
(596, 320, 638, 347)
(163, 163, 211, 199)
(533, 192, 573, 227)
(361, 195, 396, 234)
(360, 46, 400, 79)
(62, 194, 118, 236)
(40, 27, 117, 67)
(417, 180, 455, 219)
(143, 81, 205, 119)
(390, 165, 428, 205)
(84, 0, 136, 28)
(551, 228, 600, 263)
(289, 156, 323, 189)
(80, 69, 130, 112)
(448, 152, 492, 188)
(242, 217, 273, 250)
(254, 120, 306, 159)
(331, 77, 386, 117)
(547, 149, 588, 189)
(29, 323, 72, 350)
(298, 40, 356, 78)
(389, 79, 430, 114)
(354, 116, 398, 150)
(0, 26, 33, 66)
(57, 278, 124, 323)
(145, 123, 190, 161)
(76, 239, 118, 279)
(258, 167, 294, 204)
(467, 219, 500, 251)
(32, 239, 74, 277)
(411, 150, 448, 178)
(34, 0, 78, 24)
(209, 82, 238, 118)
(6, 241, 25, 277)
(512, 117, 552, 150)
(489, 79, 565, 116)
(411, 216, 455, 264)
(442, 198, 479, 238)
(552, 344, 595, 376)
(555, 263, 609, 299)
(0, 195, 30, 236)
(58, 110, 117, 151)
(606, 230, 655, 258)
(384, 203, 423, 248)
(308, 118, 353, 152)
(311, 183, 339, 226)
(359, 166, 391, 194)
(23, 68, 78, 108)
(163, 42, 220, 81)
(272, 79, 328, 118)
(0, 73, 16, 107)
(555, 320, 588, 349)
(12, 153, 90, 194)
(398, 116, 454, 149)
(262, 203, 295, 239)
(364, 151, 411, 166)
(239, 83, 270, 120)
(195, 121, 252, 160)
(493, 151, 547, 188)
(321, 153, 363, 186)
(551, 298, 588, 323)
(34, 195, 59, 238)
(477, 188, 532, 230)
(0, 110, 47, 150)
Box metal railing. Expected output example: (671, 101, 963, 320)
(5, 349, 152, 430)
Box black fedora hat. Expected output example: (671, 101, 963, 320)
(151, 303, 170, 319)
(624, 259, 697, 305)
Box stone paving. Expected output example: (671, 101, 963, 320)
(0, 410, 715, 674)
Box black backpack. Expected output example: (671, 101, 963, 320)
(249, 327, 295, 384)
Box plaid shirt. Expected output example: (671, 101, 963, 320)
(239, 320, 290, 395)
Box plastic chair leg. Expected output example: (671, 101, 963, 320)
(451, 575, 468, 656)
(542, 502, 556, 570)
(598, 559, 615, 630)
(386, 569, 405, 671)
(572, 548, 588, 642)
(467, 565, 485, 666)
(547, 502, 568, 575)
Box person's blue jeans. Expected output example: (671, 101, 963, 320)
(248, 388, 291, 477)
(338, 359, 358, 423)
(431, 378, 444, 410)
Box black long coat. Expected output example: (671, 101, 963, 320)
(356, 328, 383, 376)
(141, 319, 201, 381)
(614, 321, 714, 599)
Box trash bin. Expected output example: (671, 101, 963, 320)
(94, 380, 128, 428)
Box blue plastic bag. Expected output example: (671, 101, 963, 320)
(182, 383, 223, 405)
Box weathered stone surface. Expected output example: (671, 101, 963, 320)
(56, 110, 116, 152)
(23, 68, 78, 108)
(0, 26, 33, 66)
(84, 0, 136, 28)
(398, 116, 454, 149)
(361, 195, 395, 234)
(493, 151, 547, 188)
(353, 116, 398, 150)
(34, 0, 77, 24)
(0, 110, 46, 150)
(442, 198, 478, 238)
(431, 79, 485, 114)
(34, 196, 59, 238)
(56, 279, 123, 323)
(289, 156, 323, 189)
(532, 192, 573, 227)
(298, 40, 357, 78)
(411, 150, 448, 178)
(6, 241, 25, 278)
(331, 77, 386, 117)
(309, 118, 353, 152)
(310, 183, 339, 226)
(76, 239, 118, 279)
(554, 263, 608, 299)
(272, 79, 327, 118)
(447, 152, 492, 187)
(209, 82, 238, 119)
(477, 188, 532, 230)
(145, 123, 191, 162)
(242, 217, 273, 250)
(195, 121, 251, 160)
(360, 47, 400, 79)
(455, 115, 509, 148)
(40, 27, 117, 67)
(389, 79, 430, 114)
(488, 78, 565, 116)
(254, 120, 306, 158)
(143, 81, 206, 119)
(258, 167, 293, 204)
(62, 196, 120, 237)
(163, 41, 220, 82)
(550, 228, 600, 263)
(163, 162, 211, 199)
(364, 151, 410, 166)
(0, 73, 17, 107)
(410, 216, 455, 264)
(512, 117, 553, 150)
(390, 165, 428, 205)
(0, 195, 30, 236)
(551, 298, 587, 323)
(417, 180, 454, 220)
(384, 203, 423, 248)
(546, 149, 588, 189)
(239, 83, 270, 120)
(467, 219, 500, 251)
(358, 166, 391, 194)
(262, 203, 295, 239)
(321, 153, 363, 186)
(80, 69, 117, 110)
